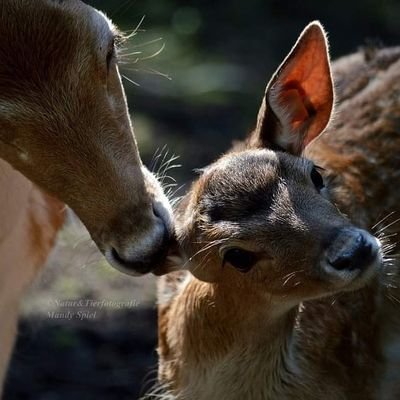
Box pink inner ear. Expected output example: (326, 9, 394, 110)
(278, 80, 316, 131)
(280, 89, 309, 128)
(253, 23, 333, 154)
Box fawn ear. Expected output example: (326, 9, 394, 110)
(249, 21, 334, 155)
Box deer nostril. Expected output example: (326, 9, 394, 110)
(328, 255, 353, 271)
(153, 204, 161, 219)
(110, 245, 163, 275)
(111, 246, 127, 266)
(152, 200, 170, 226)
(108, 218, 170, 276)
(327, 231, 375, 272)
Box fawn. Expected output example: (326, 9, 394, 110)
(156, 22, 400, 399)
(0, 0, 173, 395)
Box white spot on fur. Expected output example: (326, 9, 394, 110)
(18, 152, 30, 163)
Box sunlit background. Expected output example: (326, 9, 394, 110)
(4, 1, 400, 399)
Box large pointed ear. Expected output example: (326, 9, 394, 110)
(249, 21, 334, 155)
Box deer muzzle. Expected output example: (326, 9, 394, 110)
(319, 227, 382, 287)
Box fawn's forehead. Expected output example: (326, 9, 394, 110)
(205, 149, 310, 185)
(199, 149, 311, 222)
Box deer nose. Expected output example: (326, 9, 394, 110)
(328, 230, 375, 271)
(324, 228, 380, 274)
(106, 204, 172, 276)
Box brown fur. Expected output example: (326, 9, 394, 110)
(307, 47, 400, 228)
(0, 159, 64, 396)
(0, 0, 171, 395)
(156, 23, 399, 400)
(0, 0, 173, 274)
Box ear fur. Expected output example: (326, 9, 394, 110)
(249, 21, 334, 155)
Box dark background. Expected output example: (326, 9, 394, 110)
(91, 0, 400, 184)
(4, 1, 400, 399)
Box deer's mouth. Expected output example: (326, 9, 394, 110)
(92, 167, 175, 276)
(99, 214, 172, 276)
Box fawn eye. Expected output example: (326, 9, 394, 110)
(310, 167, 324, 191)
(223, 248, 257, 273)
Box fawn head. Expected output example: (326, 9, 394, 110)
(175, 22, 382, 303)
(0, 0, 173, 275)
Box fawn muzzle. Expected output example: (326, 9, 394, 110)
(320, 227, 381, 285)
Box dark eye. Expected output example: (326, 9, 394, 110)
(310, 167, 324, 191)
(106, 39, 115, 71)
(223, 248, 257, 273)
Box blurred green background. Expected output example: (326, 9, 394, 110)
(91, 0, 400, 184)
(4, 1, 400, 399)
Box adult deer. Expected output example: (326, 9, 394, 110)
(156, 23, 400, 399)
(0, 0, 173, 395)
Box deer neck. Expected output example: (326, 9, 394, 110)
(178, 276, 299, 397)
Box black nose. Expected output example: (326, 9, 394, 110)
(110, 216, 170, 275)
(327, 229, 377, 272)
(111, 245, 168, 274)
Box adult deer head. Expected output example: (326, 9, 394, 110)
(0, 0, 173, 275)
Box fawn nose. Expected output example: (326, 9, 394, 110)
(327, 229, 376, 271)
(322, 228, 381, 279)
(106, 202, 172, 276)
